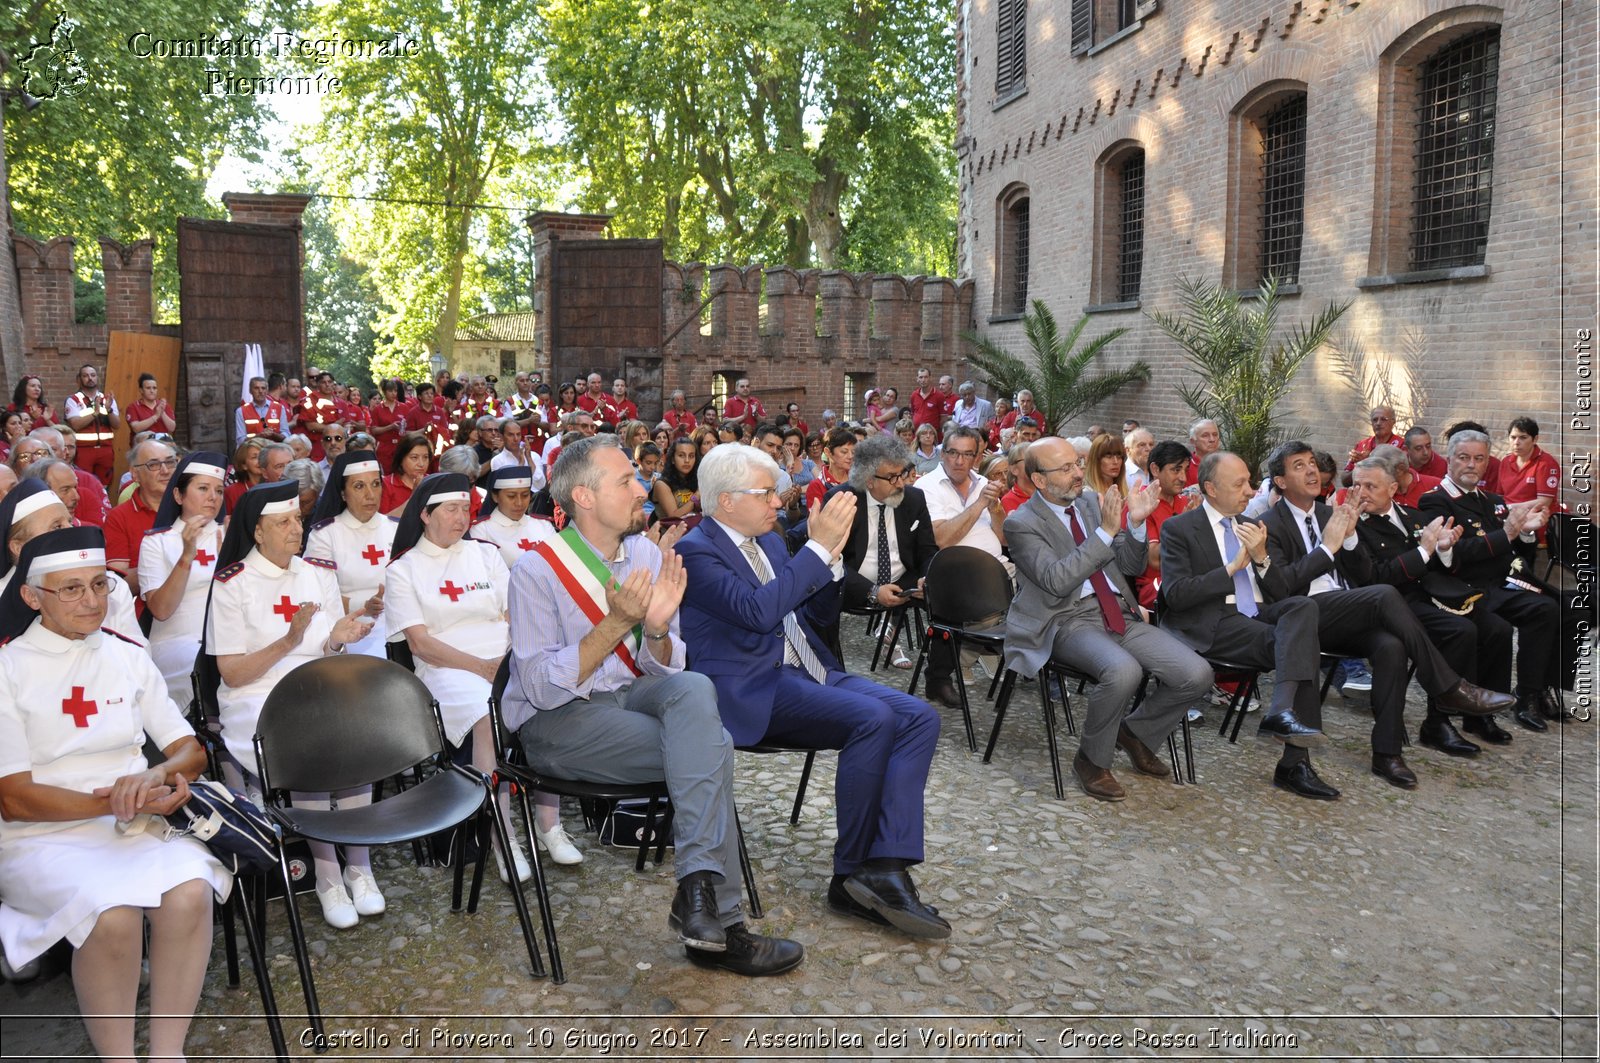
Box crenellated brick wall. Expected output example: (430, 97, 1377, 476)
(528, 210, 980, 425)
(7, 234, 172, 404)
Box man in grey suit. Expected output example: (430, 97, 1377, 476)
(1005, 437, 1214, 800)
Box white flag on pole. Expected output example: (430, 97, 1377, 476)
(241, 343, 265, 403)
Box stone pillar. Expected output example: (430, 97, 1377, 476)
(525, 211, 612, 370)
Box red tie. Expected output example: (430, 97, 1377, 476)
(1067, 508, 1126, 634)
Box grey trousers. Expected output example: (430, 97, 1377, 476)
(1048, 601, 1214, 769)
(516, 671, 745, 925)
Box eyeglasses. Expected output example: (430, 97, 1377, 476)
(136, 457, 180, 471)
(325, 435, 346, 442)
(873, 466, 915, 486)
(1033, 459, 1087, 475)
(35, 576, 112, 603)
(730, 487, 779, 502)
(944, 449, 979, 461)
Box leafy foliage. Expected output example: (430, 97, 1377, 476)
(297, 0, 552, 368)
(963, 301, 1148, 434)
(1, 0, 286, 314)
(538, 0, 955, 270)
(1148, 275, 1350, 481)
(301, 198, 386, 389)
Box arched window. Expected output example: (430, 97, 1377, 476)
(994, 185, 1031, 317)
(1411, 29, 1500, 270)
(1090, 142, 1146, 306)
(1226, 85, 1309, 290)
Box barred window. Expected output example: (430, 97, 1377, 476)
(997, 0, 1027, 98)
(1411, 29, 1500, 270)
(996, 187, 1031, 316)
(1259, 94, 1307, 285)
(844, 373, 872, 422)
(1117, 152, 1146, 302)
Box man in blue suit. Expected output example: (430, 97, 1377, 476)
(677, 444, 949, 940)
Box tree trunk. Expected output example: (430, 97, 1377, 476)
(805, 165, 848, 268)
(434, 206, 475, 366)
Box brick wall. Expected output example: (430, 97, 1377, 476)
(958, 0, 1592, 470)
(527, 211, 979, 425)
(8, 233, 169, 406)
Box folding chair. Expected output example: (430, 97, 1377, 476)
(253, 656, 544, 1046)
(907, 546, 1014, 752)
(487, 657, 764, 985)
(184, 661, 289, 1063)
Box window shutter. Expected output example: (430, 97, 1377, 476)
(1071, 0, 1093, 55)
(996, 0, 1027, 96)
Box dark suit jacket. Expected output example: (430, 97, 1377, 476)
(1258, 498, 1375, 597)
(1354, 504, 1444, 600)
(1416, 480, 1533, 591)
(676, 518, 844, 746)
(1157, 505, 1278, 653)
(1004, 491, 1147, 676)
(838, 485, 939, 609)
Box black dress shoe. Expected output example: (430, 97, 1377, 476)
(1434, 679, 1517, 717)
(685, 923, 804, 976)
(1272, 761, 1340, 800)
(1462, 714, 1513, 744)
(1418, 717, 1480, 757)
(826, 880, 891, 927)
(668, 876, 726, 951)
(1371, 753, 1418, 790)
(1513, 702, 1549, 733)
(1539, 689, 1569, 722)
(924, 678, 962, 709)
(1257, 711, 1325, 747)
(1116, 724, 1169, 777)
(842, 866, 952, 940)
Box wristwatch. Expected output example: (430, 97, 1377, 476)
(1251, 555, 1272, 573)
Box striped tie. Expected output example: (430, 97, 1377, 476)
(739, 537, 828, 683)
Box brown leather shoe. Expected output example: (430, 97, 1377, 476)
(1072, 751, 1126, 801)
(1371, 753, 1418, 790)
(1434, 679, 1516, 717)
(923, 678, 962, 710)
(1116, 724, 1168, 777)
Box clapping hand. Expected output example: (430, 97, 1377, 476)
(331, 610, 374, 647)
(283, 602, 319, 646)
(605, 568, 654, 627)
(1099, 484, 1126, 535)
(178, 515, 211, 561)
(807, 489, 857, 559)
(362, 584, 385, 617)
(644, 547, 686, 634)
(1125, 480, 1161, 528)
(1234, 519, 1268, 564)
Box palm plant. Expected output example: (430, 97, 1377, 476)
(1148, 274, 1349, 482)
(963, 301, 1149, 434)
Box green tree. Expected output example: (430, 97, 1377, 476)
(963, 301, 1149, 435)
(539, 0, 955, 270)
(1, 1, 283, 312)
(301, 199, 386, 389)
(298, 0, 548, 369)
(1148, 275, 1350, 482)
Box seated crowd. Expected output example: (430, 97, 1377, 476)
(0, 364, 1574, 1057)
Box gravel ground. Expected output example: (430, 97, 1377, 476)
(2, 621, 1595, 1062)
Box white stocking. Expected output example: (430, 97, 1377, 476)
(144, 880, 214, 1061)
(70, 905, 142, 1063)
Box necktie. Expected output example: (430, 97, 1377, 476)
(739, 537, 829, 683)
(1307, 512, 1345, 589)
(876, 503, 891, 588)
(1221, 518, 1259, 617)
(1066, 508, 1127, 634)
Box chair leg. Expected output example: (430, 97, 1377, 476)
(1319, 662, 1338, 703)
(233, 877, 290, 1062)
(482, 784, 548, 980)
(735, 808, 763, 921)
(906, 634, 930, 696)
(982, 670, 1019, 763)
(514, 781, 564, 984)
(986, 663, 1002, 701)
(449, 820, 468, 912)
(1166, 732, 1183, 785)
(1183, 716, 1197, 784)
(1037, 669, 1066, 800)
(273, 836, 324, 1049)
(654, 806, 675, 866)
(789, 752, 816, 826)
(952, 652, 979, 754)
(1054, 671, 1078, 737)
(635, 797, 659, 872)
(218, 889, 240, 988)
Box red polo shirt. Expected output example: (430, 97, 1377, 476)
(104, 490, 160, 572)
(1493, 445, 1560, 505)
(663, 409, 697, 437)
(1134, 494, 1185, 608)
(910, 388, 951, 431)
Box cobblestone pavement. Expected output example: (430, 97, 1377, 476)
(3, 624, 1596, 1061)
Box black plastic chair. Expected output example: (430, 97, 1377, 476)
(1545, 512, 1596, 584)
(252, 656, 544, 1045)
(907, 546, 1014, 752)
(487, 657, 764, 985)
(184, 662, 289, 1063)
